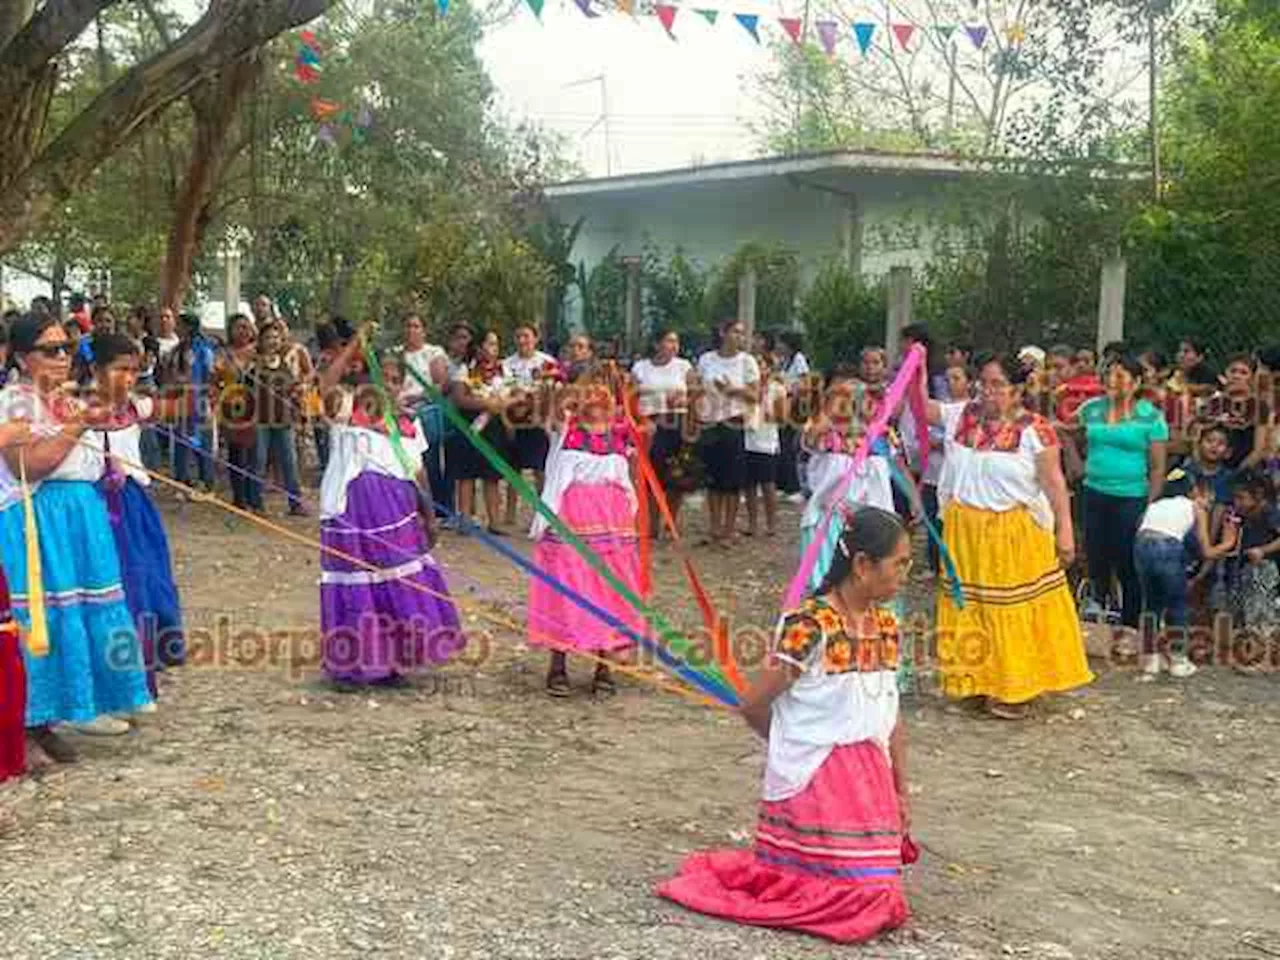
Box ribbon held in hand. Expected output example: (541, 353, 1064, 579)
(783, 344, 927, 608)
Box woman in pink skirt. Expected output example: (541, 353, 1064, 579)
(657, 506, 914, 944)
(528, 362, 643, 698)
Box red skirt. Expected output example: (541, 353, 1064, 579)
(656, 741, 909, 944)
(0, 566, 24, 782)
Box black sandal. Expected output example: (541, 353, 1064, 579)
(546, 671, 571, 698)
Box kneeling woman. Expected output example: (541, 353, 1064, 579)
(0, 314, 151, 765)
(926, 353, 1092, 719)
(89, 334, 186, 699)
(658, 507, 913, 944)
(317, 332, 465, 687)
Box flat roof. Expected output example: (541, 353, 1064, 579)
(545, 148, 1147, 199)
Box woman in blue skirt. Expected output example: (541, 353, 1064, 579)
(0, 314, 151, 766)
(88, 334, 186, 699)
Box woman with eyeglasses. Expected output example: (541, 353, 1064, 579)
(925, 353, 1091, 720)
(0, 313, 152, 767)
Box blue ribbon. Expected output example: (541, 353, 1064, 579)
(886, 460, 964, 609)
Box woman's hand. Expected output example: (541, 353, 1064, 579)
(0, 420, 32, 450)
(1247, 547, 1265, 565)
(1055, 529, 1076, 569)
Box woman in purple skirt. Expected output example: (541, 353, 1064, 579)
(317, 329, 464, 688)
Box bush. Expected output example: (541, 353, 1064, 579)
(797, 262, 883, 369)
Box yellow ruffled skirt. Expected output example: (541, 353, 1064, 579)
(936, 502, 1093, 704)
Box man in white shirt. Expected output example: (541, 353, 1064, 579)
(501, 324, 556, 525)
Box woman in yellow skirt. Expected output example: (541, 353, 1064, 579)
(924, 353, 1092, 719)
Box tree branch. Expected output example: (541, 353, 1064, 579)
(0, 0, 118, 100)
(0, 0, 337, 252)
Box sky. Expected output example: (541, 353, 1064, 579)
(478, 1, 770, 177)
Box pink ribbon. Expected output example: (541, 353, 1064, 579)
(783, 344, 927, 607)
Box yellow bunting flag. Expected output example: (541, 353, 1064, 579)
(18, 451, 47, 657)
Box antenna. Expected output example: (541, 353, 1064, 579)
(563, 73, 612, 175)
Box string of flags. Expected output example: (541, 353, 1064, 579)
(441, 0, 1027, 55)
(292, 30, 375, 147)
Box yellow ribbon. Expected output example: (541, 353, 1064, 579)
(18, 449, 48, 657)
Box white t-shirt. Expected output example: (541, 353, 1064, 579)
(401, 344, 447, 403)
(1140, 496, 1196, 541)
(502, 351, 556, 387)
(695, 351, 760, 423)
(783, 351, 810, 385)
(746, 380, 786, 455)
(631, 357, 692, 417)
(155, 334, 181, 362)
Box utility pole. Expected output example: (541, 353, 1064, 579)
(792, 0, 811, 155)
(565, 74, 612, 176)
(1148, 0, 1161, 201)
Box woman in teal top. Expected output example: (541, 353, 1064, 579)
(1079, 353, 1169, 635)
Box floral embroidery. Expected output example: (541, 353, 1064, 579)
(773, 597, 900, 673)
(954, 402, 1057, 452)
(562, 417, 633, 457)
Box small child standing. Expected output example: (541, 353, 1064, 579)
(1134, 470, 1237, 679)
(1212, 470, 1280, 638)
(744, 361, 785, 537)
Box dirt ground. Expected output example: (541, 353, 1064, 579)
(2, 483, 1280, 960)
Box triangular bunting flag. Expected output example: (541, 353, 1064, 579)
(778, 17, 802, 44)
(815, 20, 838, 55)
(695, 8, 718, 25)
(317, 123, 337, 146)
(294, 64, 319, 84)
(965, 24, 988, 49)
(655, 4, 677, 36)
(310, 97, 341, 121)
(526, 0, 545, 19)
(852, 21, 875, 55)
(617, 0, 634, 12)
(891, 23, 915, 50)
(299, 30, 318, 46)
(574, 0, 600, 17)
(297, 47, 321, 67)
(1006, 22, 1026, 45)
(935, 24, 956, 43)
(734, 12, 760, 42)
(436, 0, 449, 14)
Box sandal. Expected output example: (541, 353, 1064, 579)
(591, 667, 617, 698)
(546, 671, 571, 698)
(986, 699, 1030, 721)
(28, 726, 78, 765)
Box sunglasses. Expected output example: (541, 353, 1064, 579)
(31, 343, 71, 358)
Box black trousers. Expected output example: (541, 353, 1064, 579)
(1083, 487, 1147, 629)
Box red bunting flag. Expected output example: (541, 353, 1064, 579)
(778, 17, 802, 44)
(294, 64, 319, 85)
(299, 30, 318, 46)
(892, 23, 916, 49)
(655, 4, 677, 36)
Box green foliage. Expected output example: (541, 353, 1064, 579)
(578, 248, 627, 345)
(524, 212, 583, 344)
(705, 242, 799, 332)
(797, 262, 882, 369)
(641, 244, 709, 347)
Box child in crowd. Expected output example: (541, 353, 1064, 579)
(1134, 470, 1238, 679)
(89, 334, 186, 701)
(744, 357, 785, 537)
(1211, 470, 1280, 638)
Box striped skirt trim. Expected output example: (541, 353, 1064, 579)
(946, 567, 1069, 607)
(12, 583, 127, 609)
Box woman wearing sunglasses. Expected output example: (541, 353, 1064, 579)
(0, 313, 152, 767)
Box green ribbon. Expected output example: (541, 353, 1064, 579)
(402, 363, 730, 690)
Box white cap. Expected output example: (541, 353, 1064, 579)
(1018, 345, 1046, 367)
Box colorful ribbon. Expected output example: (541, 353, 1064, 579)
(402, 363, 735, 695)
(885, 460, 964, 608)
(784, 344, 926, 607)
(18, 451, 48, 657)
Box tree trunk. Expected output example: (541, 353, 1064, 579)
(0, 0, 337, 255)
(50, 255, 66, 312)
(159, 53, 260, 309)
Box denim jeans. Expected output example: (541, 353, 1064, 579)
(1134, 532, 1190, 655)
(420, 405, 452, 516)
(256, 425, 303, 511)
(922, 483, 941, 573)
(173, 428, 215, 488)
